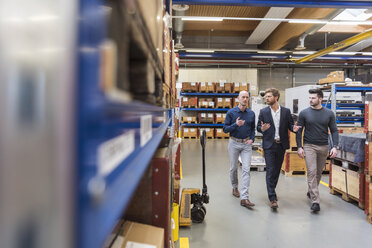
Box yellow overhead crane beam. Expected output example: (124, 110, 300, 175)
(295, 29, 372, 64)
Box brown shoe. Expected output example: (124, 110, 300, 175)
(240, 199, 255, 208)
(270, 200, 278, 209)
(232, 188, 240, 198)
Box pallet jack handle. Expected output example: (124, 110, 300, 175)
(200, 130, 208, 195)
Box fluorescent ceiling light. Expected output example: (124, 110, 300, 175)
(288, 19, 328, 24)
(175, 15, 372, 25)
(328, 20, 372, 25)
(181, 17, 223, 21)
(329, 51, 357, 55)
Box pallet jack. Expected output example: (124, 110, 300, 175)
(179, 130, 209, 226)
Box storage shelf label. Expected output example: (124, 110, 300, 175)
(141, 115, 153, 147)
(98, 130, 135, 176)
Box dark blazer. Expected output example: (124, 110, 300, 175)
(257, 106, 294, 150)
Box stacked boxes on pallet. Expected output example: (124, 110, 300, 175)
(199, 82, 215, 92)
(181, 82, 198, 92)
(198, 113, 214, 123)
(181, 82, 249, 139)
(182, 127, 198, 139)
(329, 133, 366, 210)
(318, 70, 344, 85)
(215, 113, 226, 123)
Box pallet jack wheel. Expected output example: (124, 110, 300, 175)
(191, 205, 206, 223)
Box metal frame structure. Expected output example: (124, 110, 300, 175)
(172, 0, 372, 8)
(322, 84, 372, 125)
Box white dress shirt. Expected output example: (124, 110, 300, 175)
(270, 106, 281, 140)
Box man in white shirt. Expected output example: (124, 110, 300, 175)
(257, 88, 301, 209)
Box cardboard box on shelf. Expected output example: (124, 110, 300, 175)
(215, 128, 229, 138)
(215, 113, 226, 123)
(183, 127, 198, 138)
(223, 98, 232, 108)
(188, 97, 198, 108)
(181, 116, 197, 124)
(328, 71, 344, 82)
(216, 97, 224, 108)
(233, 82, 240, 93)
(120, 221, 164, 248)
(240, 82, 249, 92)
(181, 97, 188, 107)
(199, 82, 214, 92)
(199, 113, 214, 123)
(181, 82, 198, 92)
(137, 0, 164, 65)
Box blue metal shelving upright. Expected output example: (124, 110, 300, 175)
(322, 84, 372, 125)
(77, 1, 170, 248)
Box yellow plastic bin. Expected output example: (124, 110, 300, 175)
(171, 203, 179, 242)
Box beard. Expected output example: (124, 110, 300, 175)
(266, 99, 275, 105)
(310, 100, 320, 106)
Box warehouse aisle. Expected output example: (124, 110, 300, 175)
(179, 140, 372, 248)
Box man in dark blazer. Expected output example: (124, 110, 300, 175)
(257, 88, 301, 209)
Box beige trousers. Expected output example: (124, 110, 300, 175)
(303, 144, 329, 204)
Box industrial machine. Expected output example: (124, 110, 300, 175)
(179, 130, 209, 226)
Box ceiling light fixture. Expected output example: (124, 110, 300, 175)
(175, 16, 372, 25)
(181, 17, 223, 21)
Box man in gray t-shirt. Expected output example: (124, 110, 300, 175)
(296, 88, 339, 212)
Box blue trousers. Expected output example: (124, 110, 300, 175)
(264, 143, 285, 201)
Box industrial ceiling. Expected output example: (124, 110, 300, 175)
(171, 0, 372, 67)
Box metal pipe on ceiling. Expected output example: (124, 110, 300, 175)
(295, 29, 372, 64)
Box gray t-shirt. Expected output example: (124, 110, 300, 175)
(296, 107, 339, 147)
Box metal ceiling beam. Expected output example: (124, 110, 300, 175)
(178, 51, 372, 61)
(172, 0, 372, 8)
(295, 29, 372, 64)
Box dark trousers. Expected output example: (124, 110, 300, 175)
(264, 142, 286, 201)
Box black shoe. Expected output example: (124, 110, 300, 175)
(311, 203, 320, 212)
(307, 192, 310, 199)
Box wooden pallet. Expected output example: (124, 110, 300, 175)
(182, 121, 197, 124)
(215, 136, 229, 139)
(330, 186, 364, 209)
(183, 136, 198, 139)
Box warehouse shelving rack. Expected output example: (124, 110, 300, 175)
(321, 84, 372, 125)
(77, 0, 172, 248)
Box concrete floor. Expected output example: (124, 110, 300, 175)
(179, 139, 372, 248)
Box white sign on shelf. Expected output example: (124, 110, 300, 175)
(217, 113, 221, 117)
(183, 97, 188, 102)
(208, 102, 214, 106)
(125, 241, 156, 248)
(98, 130, 135, 176)
(191, 82, 196, 86)
(208, 114, 213, 118)
(190, 128, 196, 132)
(140, 115, 152, 147)
(201, 113, 206, 117)
(187, 117, 192, 121)
(201, 82, 205, 87)
(218, 98, 223, 102)
(184, 128, 189, 132)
